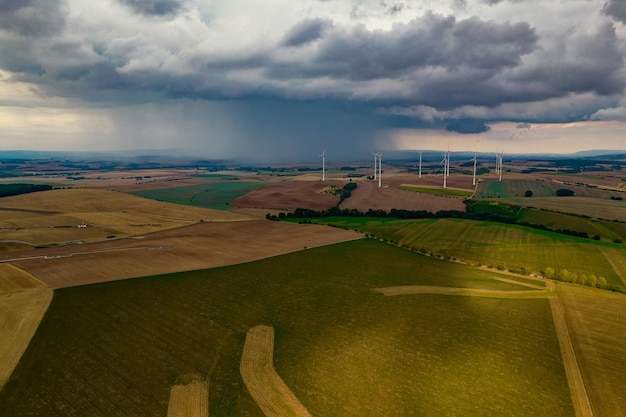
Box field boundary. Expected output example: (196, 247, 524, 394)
(373, 285, 554, 298)
(240, 325, 312, 417)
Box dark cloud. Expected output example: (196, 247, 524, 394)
(511, 22, 623, 96)
(311, 13, 536, 80)
(446, 118, 491, 134)
(280, 18, 333, 47)
(116, 0, 185, 17)
(603, 0, 626, 24)
(0, 0, 66, 37)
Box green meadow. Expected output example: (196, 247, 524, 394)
(0, 239, 573, 417)
(131, 181, 266, 210)
(301, 217, 626, 286)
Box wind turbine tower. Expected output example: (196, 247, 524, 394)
(472, 153, 477, 186)
(441, 152, 448, 188)
(498, 150, 503, 182)
(378, 153, 383, 187)
(446, 148, 451, 177)
(418, 151, 423, 178)
(319, 150, 326, 182)
(371, 151, 378, 180)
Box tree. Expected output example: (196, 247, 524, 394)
(524, 190, 533, 197)
(556, 188, 574, 196)
(588, 275, 597, 288)
(597, 277, 608, 289)
(544, 267, 555, 279)
(558, 269, 572, 282)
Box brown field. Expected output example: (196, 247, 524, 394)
(240, 325, 312, 417)
(0, 189, 252, 246)
(0, 265, 52, 390)
(1, 220, 361, 288)
(558, 284, 626, 417)
(232, 179, 342, 211)
(340, 180, 467, 212)
(380, 171, 478, 190)
(167, 375, 209, 417)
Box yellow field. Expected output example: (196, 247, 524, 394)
(167, 374, 209, 417)
(0, 265, 52, 391)
(0, 188, 253, 246)
(240, 325, 312, 417)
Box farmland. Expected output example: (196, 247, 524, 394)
(131, 181, 267, 211)
(0, 239, 577, 416)
(1, 156, 626, 417)
(299, 217, 626, 286)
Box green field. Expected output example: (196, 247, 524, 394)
(131, 181, 266, 210)
(397, 184, 473, 197)
(301, 217, 626, 287)
(0, 239, 574, 416)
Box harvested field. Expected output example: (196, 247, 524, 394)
(0, 188, 252, 245)
(241, 325, 312, 417)
(232, 180, 341, 211)
(340, 180, 466, 212)
(558, 284, 626, 417)
(167, 375, 209, 417)
(2, 220, 361, 288)
(0, 265, 52, 390)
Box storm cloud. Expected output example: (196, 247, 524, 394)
(1, 0, 626, 159)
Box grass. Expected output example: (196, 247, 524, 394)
(131, 181, 267, 210)
(397, 184, 474, 197)
(476, 179, 614, 199)
(0, 239, 573, 416)
(517, 208, 626, 241)
(302, 217, 626, 286)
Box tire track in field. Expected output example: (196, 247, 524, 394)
(549, 283, 594, 417)
(241, 325, 312, 417)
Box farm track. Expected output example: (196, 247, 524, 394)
(241, 325, 312, 417)
(373, 285, 554, 298)
(549, 288, 594, 417)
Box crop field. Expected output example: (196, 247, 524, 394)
(558, 284, 626, 417)
(340, 180, 467, 213)
(131, 181, 267, 210)
(502, 196, 626, 222)
(0, 239, 578, 416)
(476, 179, 617, 199)
(516, 208, 626, 242)
(0, 189, 252, 246)
(2, 220, 360, 288)
(0, 264, 52, 390)
(397, 184, 474, 197)
(232, 179, 341, 211)
(304, 217, 626, 286)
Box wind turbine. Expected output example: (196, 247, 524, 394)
(418, 151, 423, 178)
(441, 152, 448, 188)
(378, 152, 383, 187)
(319, 149, 326, 182)
(472, 152, 477, 186)
(498, 149, 504, 182)
(371, 151, 378, 180)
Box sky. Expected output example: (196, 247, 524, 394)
(1, 0, 626, 162)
